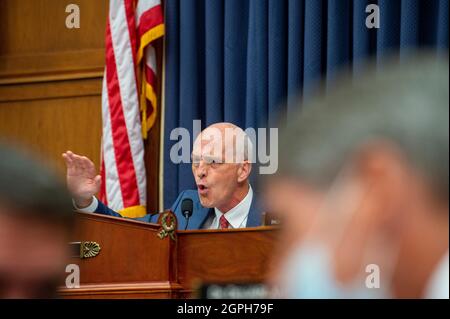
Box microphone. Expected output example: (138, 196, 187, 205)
(181, 198, 193, 230)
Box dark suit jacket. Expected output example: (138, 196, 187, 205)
(94, 189, 263, 230)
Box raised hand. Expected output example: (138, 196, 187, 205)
(62, 151, 101, 208)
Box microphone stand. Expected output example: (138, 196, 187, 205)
(184, 215, 190, 230)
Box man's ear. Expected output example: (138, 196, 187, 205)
(237, 161, 252, 183)
(332, 144, 411, 282)
(353, 141, 412, 230)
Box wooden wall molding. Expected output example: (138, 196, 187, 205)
(0, 69, 103, 85)
(0, 76, 102, 103)
(0, 49, 105, 85)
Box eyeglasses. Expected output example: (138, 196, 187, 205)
(191, 155, 223, 168)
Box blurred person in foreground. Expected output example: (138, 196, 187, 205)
(0, 144, 73, 298)
(264, 54, 448, 298)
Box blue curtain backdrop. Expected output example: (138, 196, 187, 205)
(162, 0, 449, 208)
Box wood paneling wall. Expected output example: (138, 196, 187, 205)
(0, 0, 161, 212)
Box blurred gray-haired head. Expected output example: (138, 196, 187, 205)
(279, 53, 449, 200)
(0, 144, 73, 227)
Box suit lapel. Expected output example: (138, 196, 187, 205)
(186, 203, 212, 230)
(245, 193, 262, 227)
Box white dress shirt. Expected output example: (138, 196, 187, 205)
(73, 196, 98, 213)
(204, 186, 253, 229)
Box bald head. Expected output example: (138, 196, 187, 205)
(191, 122, 253, 212)
(193, 122, 253, 164)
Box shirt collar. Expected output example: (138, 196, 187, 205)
(214, 185, 253, 228)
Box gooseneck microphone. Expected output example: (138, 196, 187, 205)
(181, 198, 193, 230)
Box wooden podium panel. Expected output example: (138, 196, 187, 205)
(59, 212, 278, 299)
(60, 212, 179, 298)
(177, 228, 278, 297)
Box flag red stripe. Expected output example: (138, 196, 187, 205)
(145, 64, 157, 87)
(137, 4, 164, 38)
(99, 154, 108, 206)
(105, 20, 140, 207)
(124, 0, 140, 93)
(124, 0, 138, 63)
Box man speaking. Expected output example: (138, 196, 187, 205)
(63, 122, 262, 230)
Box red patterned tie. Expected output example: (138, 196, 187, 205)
(219, 214, 229, 229)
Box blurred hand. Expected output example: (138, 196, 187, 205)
(62, 151, 101, 208)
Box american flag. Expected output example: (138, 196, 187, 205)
(99, 0, 164, 217)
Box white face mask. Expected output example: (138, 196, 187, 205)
(277, 166, 398, 299)
(424, 251, 449, 299)
(279, 241, 392, 299)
